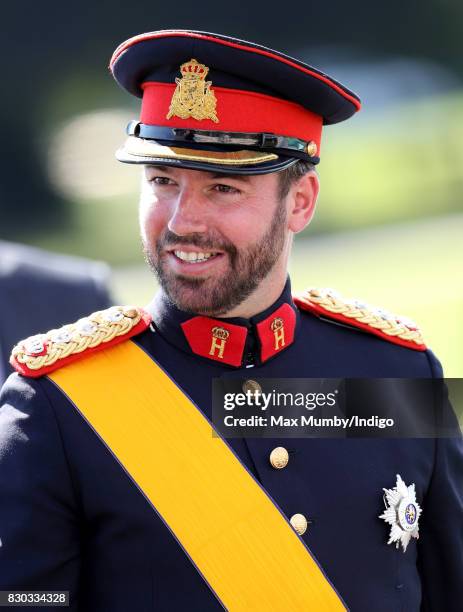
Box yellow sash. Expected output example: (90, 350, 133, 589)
(49, 340, 346, 611)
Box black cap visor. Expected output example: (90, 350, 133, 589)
(117, 136, 300, 175)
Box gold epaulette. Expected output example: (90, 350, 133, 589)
(10, 306, 152, 378)
(294, 288, 426, 351)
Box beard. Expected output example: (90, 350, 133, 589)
(143, 197, 287, 316)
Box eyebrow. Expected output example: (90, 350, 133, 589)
(145, 165, 251, 182)
(210, 172, 251, 182)
(145, 165, 173, 173)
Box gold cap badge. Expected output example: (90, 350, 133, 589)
(167, 58, 219, 123)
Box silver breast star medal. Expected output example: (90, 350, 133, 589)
(379, 474, 422, 552)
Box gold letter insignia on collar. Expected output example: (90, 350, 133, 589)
(271, 316, 285, 351)
(209, 326, 229, 359)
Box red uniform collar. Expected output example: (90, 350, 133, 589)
(147, 279, 298, 368)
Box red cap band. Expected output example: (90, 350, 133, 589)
(141, 82, 323, 150)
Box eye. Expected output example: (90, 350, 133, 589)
(213, 184, 240, 194)
(148, 176, 174, 185)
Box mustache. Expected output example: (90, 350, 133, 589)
(156, 230, 237, 256)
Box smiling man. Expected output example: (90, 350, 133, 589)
(0, 30, 462, 612)
(140, 163, 316, 317)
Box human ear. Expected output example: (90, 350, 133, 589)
(287, 172, 319, 233)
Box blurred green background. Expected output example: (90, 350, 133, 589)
(1, 1, 462, 375)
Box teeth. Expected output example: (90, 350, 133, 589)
(174, 250, 216, 263)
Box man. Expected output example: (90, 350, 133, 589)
(0, 240, 112, 385)
(0, 30, 461, 611)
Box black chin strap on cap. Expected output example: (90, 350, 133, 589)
(126, 121, 321, 164)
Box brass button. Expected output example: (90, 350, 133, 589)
(123, 307, 139, 318)
(242, 379, 262, 395)
(269, 447, 289, 469)
(306, 141, 318, 157)
(290, 513, 308, 535)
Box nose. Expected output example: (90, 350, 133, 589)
(167, 186, 208, 236)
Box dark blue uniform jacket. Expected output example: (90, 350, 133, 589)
(0, 280, 462, 611)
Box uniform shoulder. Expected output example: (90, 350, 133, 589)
(10, 306, 152, 378)
(293, 287, 426, 352)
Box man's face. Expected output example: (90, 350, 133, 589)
(139, 165, 290, 316)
